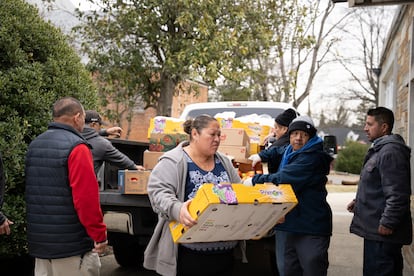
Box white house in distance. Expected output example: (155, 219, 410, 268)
(318, 127, 369, 149)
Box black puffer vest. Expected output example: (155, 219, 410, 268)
(25, 122, 93, 259)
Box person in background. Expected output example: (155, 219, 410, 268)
(99, 125, 122, 138)
(244, 115, 333, 276)
(0, 152, 12, 235)
(144, 115, 241, 276)
(247, 108, 297, 276)
(25, 97, 107, 275)
(82, 110, 144, 183)
(248, 108, 297, 173)
(347, 107, 412, 276)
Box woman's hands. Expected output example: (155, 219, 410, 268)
(179, 200, 197, 228)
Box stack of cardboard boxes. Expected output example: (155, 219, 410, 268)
(216, 117, 272, 157)
(218, 128, 251, 163)
(144, 116, 188, 170)
(118, 116, 269, 194)
(118, 116, 188, 195)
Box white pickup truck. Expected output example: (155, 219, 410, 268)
(179, 101, 295, 121)
(101, 101, 296, 271)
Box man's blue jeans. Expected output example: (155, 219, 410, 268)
(363, 239, 403, 276)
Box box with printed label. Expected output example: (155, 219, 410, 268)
(147, 116, 185, 137)
(149, 133, 189, 152)
(218, 145, 249, 162)
(118, 170, 151, 194)
(143, 150, 164, 170)
(220, 128, 250, 147)
(169, 183, 297, 243)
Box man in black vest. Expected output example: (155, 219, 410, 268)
(25, 97, 107, 275)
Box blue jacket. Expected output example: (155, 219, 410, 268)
(258, 132, 290, 174)
(252, 136, 333, 236)
(350, 134, 412, 244)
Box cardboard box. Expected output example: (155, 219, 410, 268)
(218, 145, 249, 162)
(147, 116, 185, 137)
(143, 150, 164, 170)
(220, 128, 250, 147)
(169, 183, 297, 243)
(149, 133, 189, 152)
(236, 161, 263, 174)
(118, 170, 151, 194)
(216, 117, 234, 129)
(249, 142, 260, 155)
(231, 120, 272, 146)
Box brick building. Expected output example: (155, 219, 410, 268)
(378, 4, 414, 269)
(102, 80, 209, 142)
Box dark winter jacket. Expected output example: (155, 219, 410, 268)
(253, 136, 333, 236)
(82, 126, 136, 175)
(258, 132, 290, 173)
(350, 134, 412, 245)
(25, 122, 93, 258)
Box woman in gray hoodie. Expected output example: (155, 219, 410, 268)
(144, 115, 241, 276)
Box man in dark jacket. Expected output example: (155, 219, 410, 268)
(25, 97, 107, 274)
(82, 110, 144, 187)
(347, 107, 412, 276)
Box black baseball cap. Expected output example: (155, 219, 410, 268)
(85, 110, 107, 125)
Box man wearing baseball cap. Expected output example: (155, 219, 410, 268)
(82, 110, 145, 187)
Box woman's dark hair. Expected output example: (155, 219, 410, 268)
(183, 114, 217, 141)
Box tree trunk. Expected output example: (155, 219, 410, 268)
(158, 73, 175, 116)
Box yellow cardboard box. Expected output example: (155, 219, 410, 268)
(118, 170, 151, 194)
(147, 116, 185, 138)
(249, 142, 260, 155)
(169, 183, 297, 243)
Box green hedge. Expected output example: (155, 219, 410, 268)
(0, 0, 98, 257)
(334, 140, 370, 175)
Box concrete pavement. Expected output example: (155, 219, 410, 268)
(327, 192, 414, 276)
(327, 192, 363, 275)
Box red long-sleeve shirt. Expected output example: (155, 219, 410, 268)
(68, 144, 107, 243)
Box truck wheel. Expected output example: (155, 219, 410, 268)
(110, 233, 145, 268)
